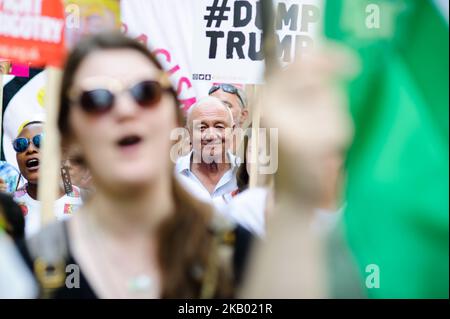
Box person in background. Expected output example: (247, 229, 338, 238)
(13, 121, 83, 238)
(176, 96, 238, 205)
(62, 148, 94, 202)
(209, 84, 249, 157)
(209, 83, 248, 128)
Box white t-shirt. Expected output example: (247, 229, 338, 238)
(217, 187, 268, 237)
(13, 185, 83, 238)
(177, 173, 268, 237)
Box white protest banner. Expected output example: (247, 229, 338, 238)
(121, 0, 202, 110)
(192, 0, 323, 84)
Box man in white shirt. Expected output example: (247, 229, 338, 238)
(176, 96, 238, 204)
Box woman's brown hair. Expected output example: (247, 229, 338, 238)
(58, 32, 232, 298)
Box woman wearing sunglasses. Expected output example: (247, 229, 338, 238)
(21, 33, 233, 299)
(13, 121, 83, 238)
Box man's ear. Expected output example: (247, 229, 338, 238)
(241, 109, 249, 122)
(240, 109, 249, 127)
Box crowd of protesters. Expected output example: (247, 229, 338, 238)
(0, 32, 343, 299)
(1, 17, 447, 299)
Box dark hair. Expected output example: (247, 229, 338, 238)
(236, 126, 254, 192)
(57, 32, 232, 298)
(23, 120, 43, 129)
(236, 133, 250, 192)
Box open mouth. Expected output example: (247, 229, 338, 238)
(202, 139, 223, 145)
(25, 158, 39, 169)
(117, 135, 142, 148)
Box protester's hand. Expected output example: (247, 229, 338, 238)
(240, 44, 360, 298)
(261, 43, 359, 207)
(264, 43, 358, 153)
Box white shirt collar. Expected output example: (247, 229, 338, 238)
(176, 150, 239, 174)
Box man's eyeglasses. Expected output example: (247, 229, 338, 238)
(208, 84, 245, 108)
(12, 134, 43, 153)
(69, 75, 171, 115)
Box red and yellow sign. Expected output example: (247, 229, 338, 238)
(0, 0, 66, 67)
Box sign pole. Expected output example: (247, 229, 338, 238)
(0, 72, 3, 148)
(249, 85, 261, 189)
(0, 61, 11, 151)
(38, 66, 63, 226)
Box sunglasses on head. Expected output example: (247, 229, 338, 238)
(13, 134, 43, 153)
(208, 84, 245, 108)
(70, 76, 171, 115)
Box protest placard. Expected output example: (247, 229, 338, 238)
(65, 0, 120, 49)
(121, 0, 200, 110)
(0, 0, 66, 67)
(192, 0, 322, 84)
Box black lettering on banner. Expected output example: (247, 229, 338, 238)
(254, 1, 263, 30)
(276, 3, 299, 31)
(226, 31, 245, 59)
(206, 30, 225, 58)
(201, 0, 319, 66)
(204, 0, 231, 27)
(248, 32, 264, 61)
(233, 0, 252, 27)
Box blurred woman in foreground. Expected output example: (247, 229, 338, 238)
(21, 33, 233, 298)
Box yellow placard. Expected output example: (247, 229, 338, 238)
(64, 0, 121, 49)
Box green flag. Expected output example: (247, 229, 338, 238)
(325, 0, 449, 298)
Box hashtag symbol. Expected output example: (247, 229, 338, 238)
(204, 0, 231, 28)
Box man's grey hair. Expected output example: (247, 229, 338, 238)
(186, 96, 234, 130)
